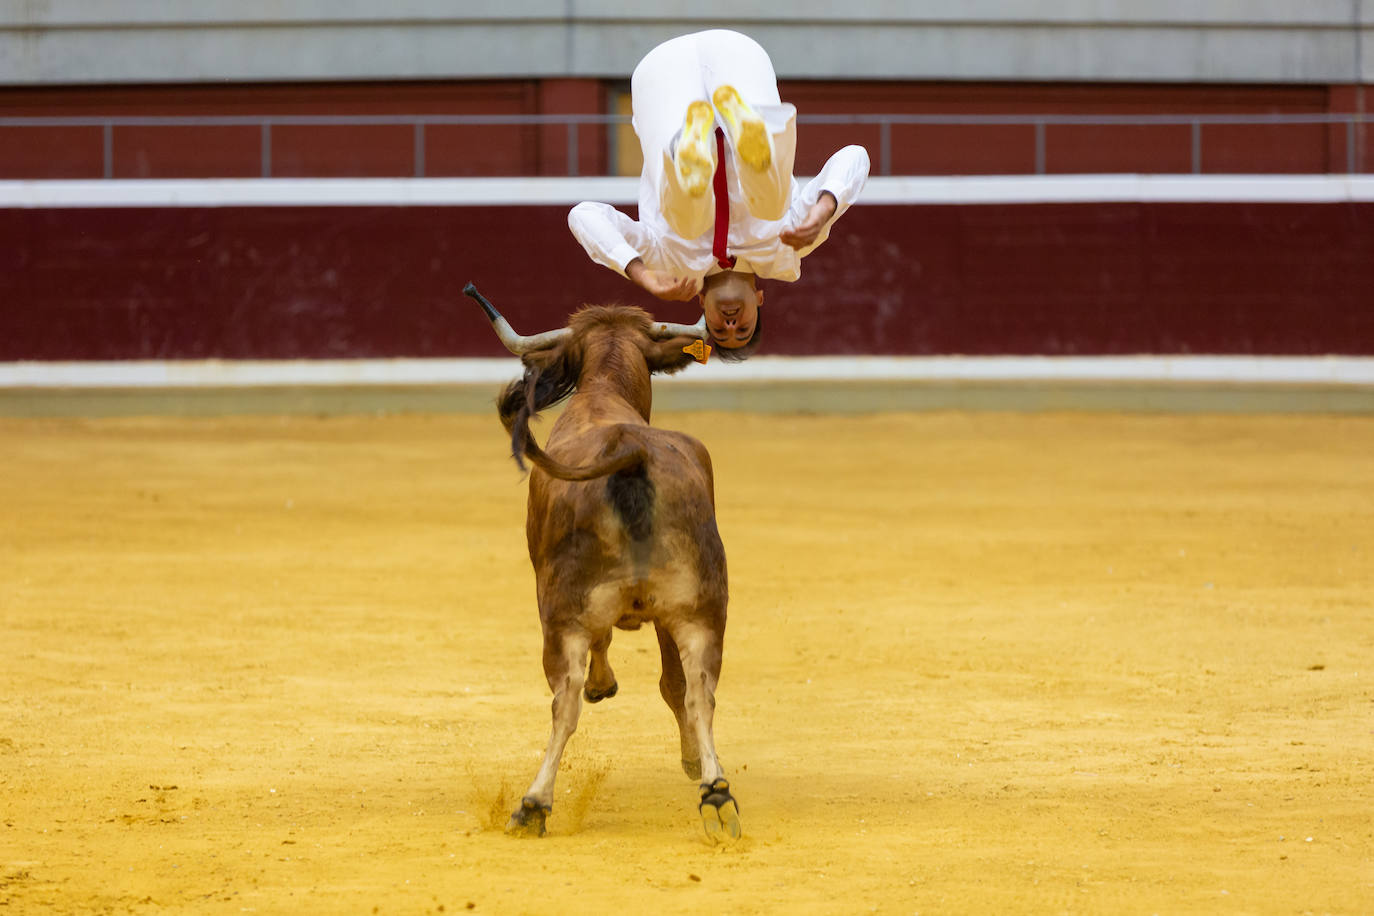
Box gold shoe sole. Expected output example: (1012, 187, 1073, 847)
(712, 85, 771, 171)
(675, 100, 716, 198)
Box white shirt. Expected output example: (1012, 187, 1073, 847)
(568, 144, 870, 288)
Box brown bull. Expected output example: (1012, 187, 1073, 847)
(467, 284, 740, 843)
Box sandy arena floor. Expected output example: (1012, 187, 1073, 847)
(2, 409, 1371, 914)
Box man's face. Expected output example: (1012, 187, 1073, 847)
(702, 283, 762, 349)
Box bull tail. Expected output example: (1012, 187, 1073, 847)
(520, 434, 648, 482)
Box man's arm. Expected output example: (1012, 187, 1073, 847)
(779, 191, 837, 250)
(779, 145, 870, 253)
(568, 201, 699, 301)
(568, 201, 644, 274)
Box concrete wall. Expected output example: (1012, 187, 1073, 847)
(1, 1, 1371, 85)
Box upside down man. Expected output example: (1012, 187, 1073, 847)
(568, 29, 871, 358)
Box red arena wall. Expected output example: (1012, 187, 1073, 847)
(3, 198, 1372, 360)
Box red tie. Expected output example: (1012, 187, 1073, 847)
(712, 127, 735, 270)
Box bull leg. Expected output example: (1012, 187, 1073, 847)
(655, 622, 701, 778)
(673, 622, 741, 843)
(584, 630, 618, 703)
(507, 629, 589, 837)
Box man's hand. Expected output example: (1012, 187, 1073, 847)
(779, 191, 838, 250)
(626, 259, 699, 301)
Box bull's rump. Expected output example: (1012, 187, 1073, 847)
(527, 423, 726, 629)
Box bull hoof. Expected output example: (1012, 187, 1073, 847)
(681, 757, 702, 780)
(505, 797, 550, 837)
(698, 778, 742, 844)
(584, 681, 618, 703)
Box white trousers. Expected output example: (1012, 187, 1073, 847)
(631, 30, 797, 240)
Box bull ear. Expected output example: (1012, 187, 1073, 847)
(519, 339, 581, 408)
(641, 335, 700, 376)
(497, 339, 580, 469)
(520, 344, 566, 375)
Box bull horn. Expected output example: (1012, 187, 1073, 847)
(465, 283, 571, 354)
(651, 315, 708, 339)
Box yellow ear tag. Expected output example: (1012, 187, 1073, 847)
(683, 339, 711, 364)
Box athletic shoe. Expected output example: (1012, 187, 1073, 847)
(674, 100, 717, 197)
(712, 85, 771, 171)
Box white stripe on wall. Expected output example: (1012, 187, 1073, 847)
(4, 356, 1373, 389)
(3, 175, 1374, 208)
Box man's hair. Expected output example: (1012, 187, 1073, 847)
(710, 307, 763, 362)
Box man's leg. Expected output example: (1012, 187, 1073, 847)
(697, 30, 796, 222)
(631, 33, 714, 240)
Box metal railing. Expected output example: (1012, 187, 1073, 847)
(806, 112, 1365, 177)
(0, 112, 1365, 177)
